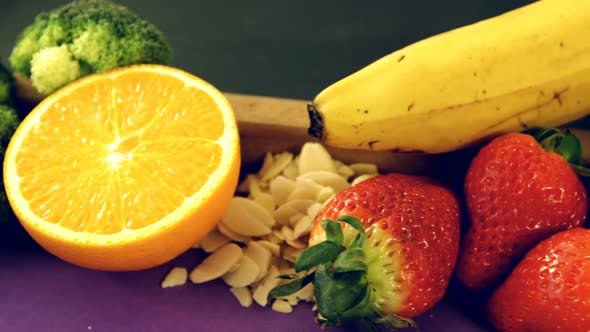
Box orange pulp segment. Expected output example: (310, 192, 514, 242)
(3, 65, 241, 271)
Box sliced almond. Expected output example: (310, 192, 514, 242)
(269, 176, 296, 206)
(249, 178, 275, 215)
(298, 142, 335, 174)
(278, 263, 295, 275)
(161, 267, 188, 288)
(260, 152, 293, 182)
(272, 229, 285, 241)
(306, 202, 323, 220)
(295, 283, 315, 302)
(222, 254, 260, 288)
(287, 177, 324, 201)
(283, 246, 304, 264)
(265, 231, 284, 245)
(245, 241, 273, 282)
(230, 287, 253, 307)
(189, 243, 242, 283)
(271, 299, 293, 313)
(286, 238, 307, 249)
(281, 226, 295, 242)
(352, 173, 379, 186)
(199, 229, 231, 253)
(236, 174, 256, 194)
(282, 159, 299, 180)
(281, 283, 314, 306)
(252, 265, 281, 307)
(257, 152, 275, 179)
(288, 212, 305, 227)
(218, 222, 250, 243)
(298, 171, 350, 193)
(316, 186, 336, 203)
(257, 240, 281, 256)
(293, 215, 314, 239)
(282, 292, 301, 306)
(274, 199, 316, 225)
(335, 161, 354, 179)
(253, 193, 275, 215)
(221, 197, 273, 236)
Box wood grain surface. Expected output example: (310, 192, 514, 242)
(224, 92, 437, 174)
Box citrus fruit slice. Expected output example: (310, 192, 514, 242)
(3, 64, 241, 271)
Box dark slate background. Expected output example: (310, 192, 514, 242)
(0, 0, 535, 100)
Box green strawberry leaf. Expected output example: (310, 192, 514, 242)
(350, 231, 367, 248)
(267, 271, 315, 302)
(314, 265, 370, 325)
(531, 128, 561, 142)
(338, 215, 368, 248)
(321, 218, 344, 246)
(295, 241, 344, 272)
(338, 215, 365, 234)
(570, 163, 590, 176)
(269, 214, 387, 330)
(531, 127, 590, 176)
(277, 272, 303, 280)
(338, 284, 375, 322)
(334, 247, 368, 273)
(555, 134, 583, 164)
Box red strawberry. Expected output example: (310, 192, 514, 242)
(487, 227, 590, 332)
(269, 173, 461, 329)
(457, 131, 588, 290)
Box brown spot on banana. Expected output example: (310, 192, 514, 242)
(552, 87, 568, 106)
(368, 140, 380, 149)
(517, 117, 529, 130)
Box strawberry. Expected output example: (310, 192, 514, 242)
(269, 173, 461, 329)
(457, 130, 588, 290)
(487, 227, 590, 332)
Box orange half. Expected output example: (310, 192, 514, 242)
(4, 65, 241, 271)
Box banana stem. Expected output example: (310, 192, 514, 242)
(307, 103, 325, 141)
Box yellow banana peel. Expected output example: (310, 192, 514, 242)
(309, 0, 590, 153)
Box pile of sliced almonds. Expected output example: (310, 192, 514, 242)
(161, 142, 379, 313)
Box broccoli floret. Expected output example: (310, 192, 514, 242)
(0, 105, 19, 150)
(9, 0, 173, 95)
(0, 63, 14, 105)
(0, 104, 20, 219)
(30, 45, 83, 95)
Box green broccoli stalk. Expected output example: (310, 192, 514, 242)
(0, 104, 20, 219)
(0, 63, 14, 106)
(9, 0, 173, 95)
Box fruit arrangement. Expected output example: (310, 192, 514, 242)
(2, 0, 590, 331)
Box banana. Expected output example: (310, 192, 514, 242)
(308, 0, 590, 153)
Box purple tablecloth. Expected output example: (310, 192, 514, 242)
(0, 235, 494, 332)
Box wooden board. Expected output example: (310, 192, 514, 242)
(225, 92, 438, 175)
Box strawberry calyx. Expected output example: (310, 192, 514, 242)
(268, 216, 417, 331)
(531, 128, 590, 176)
